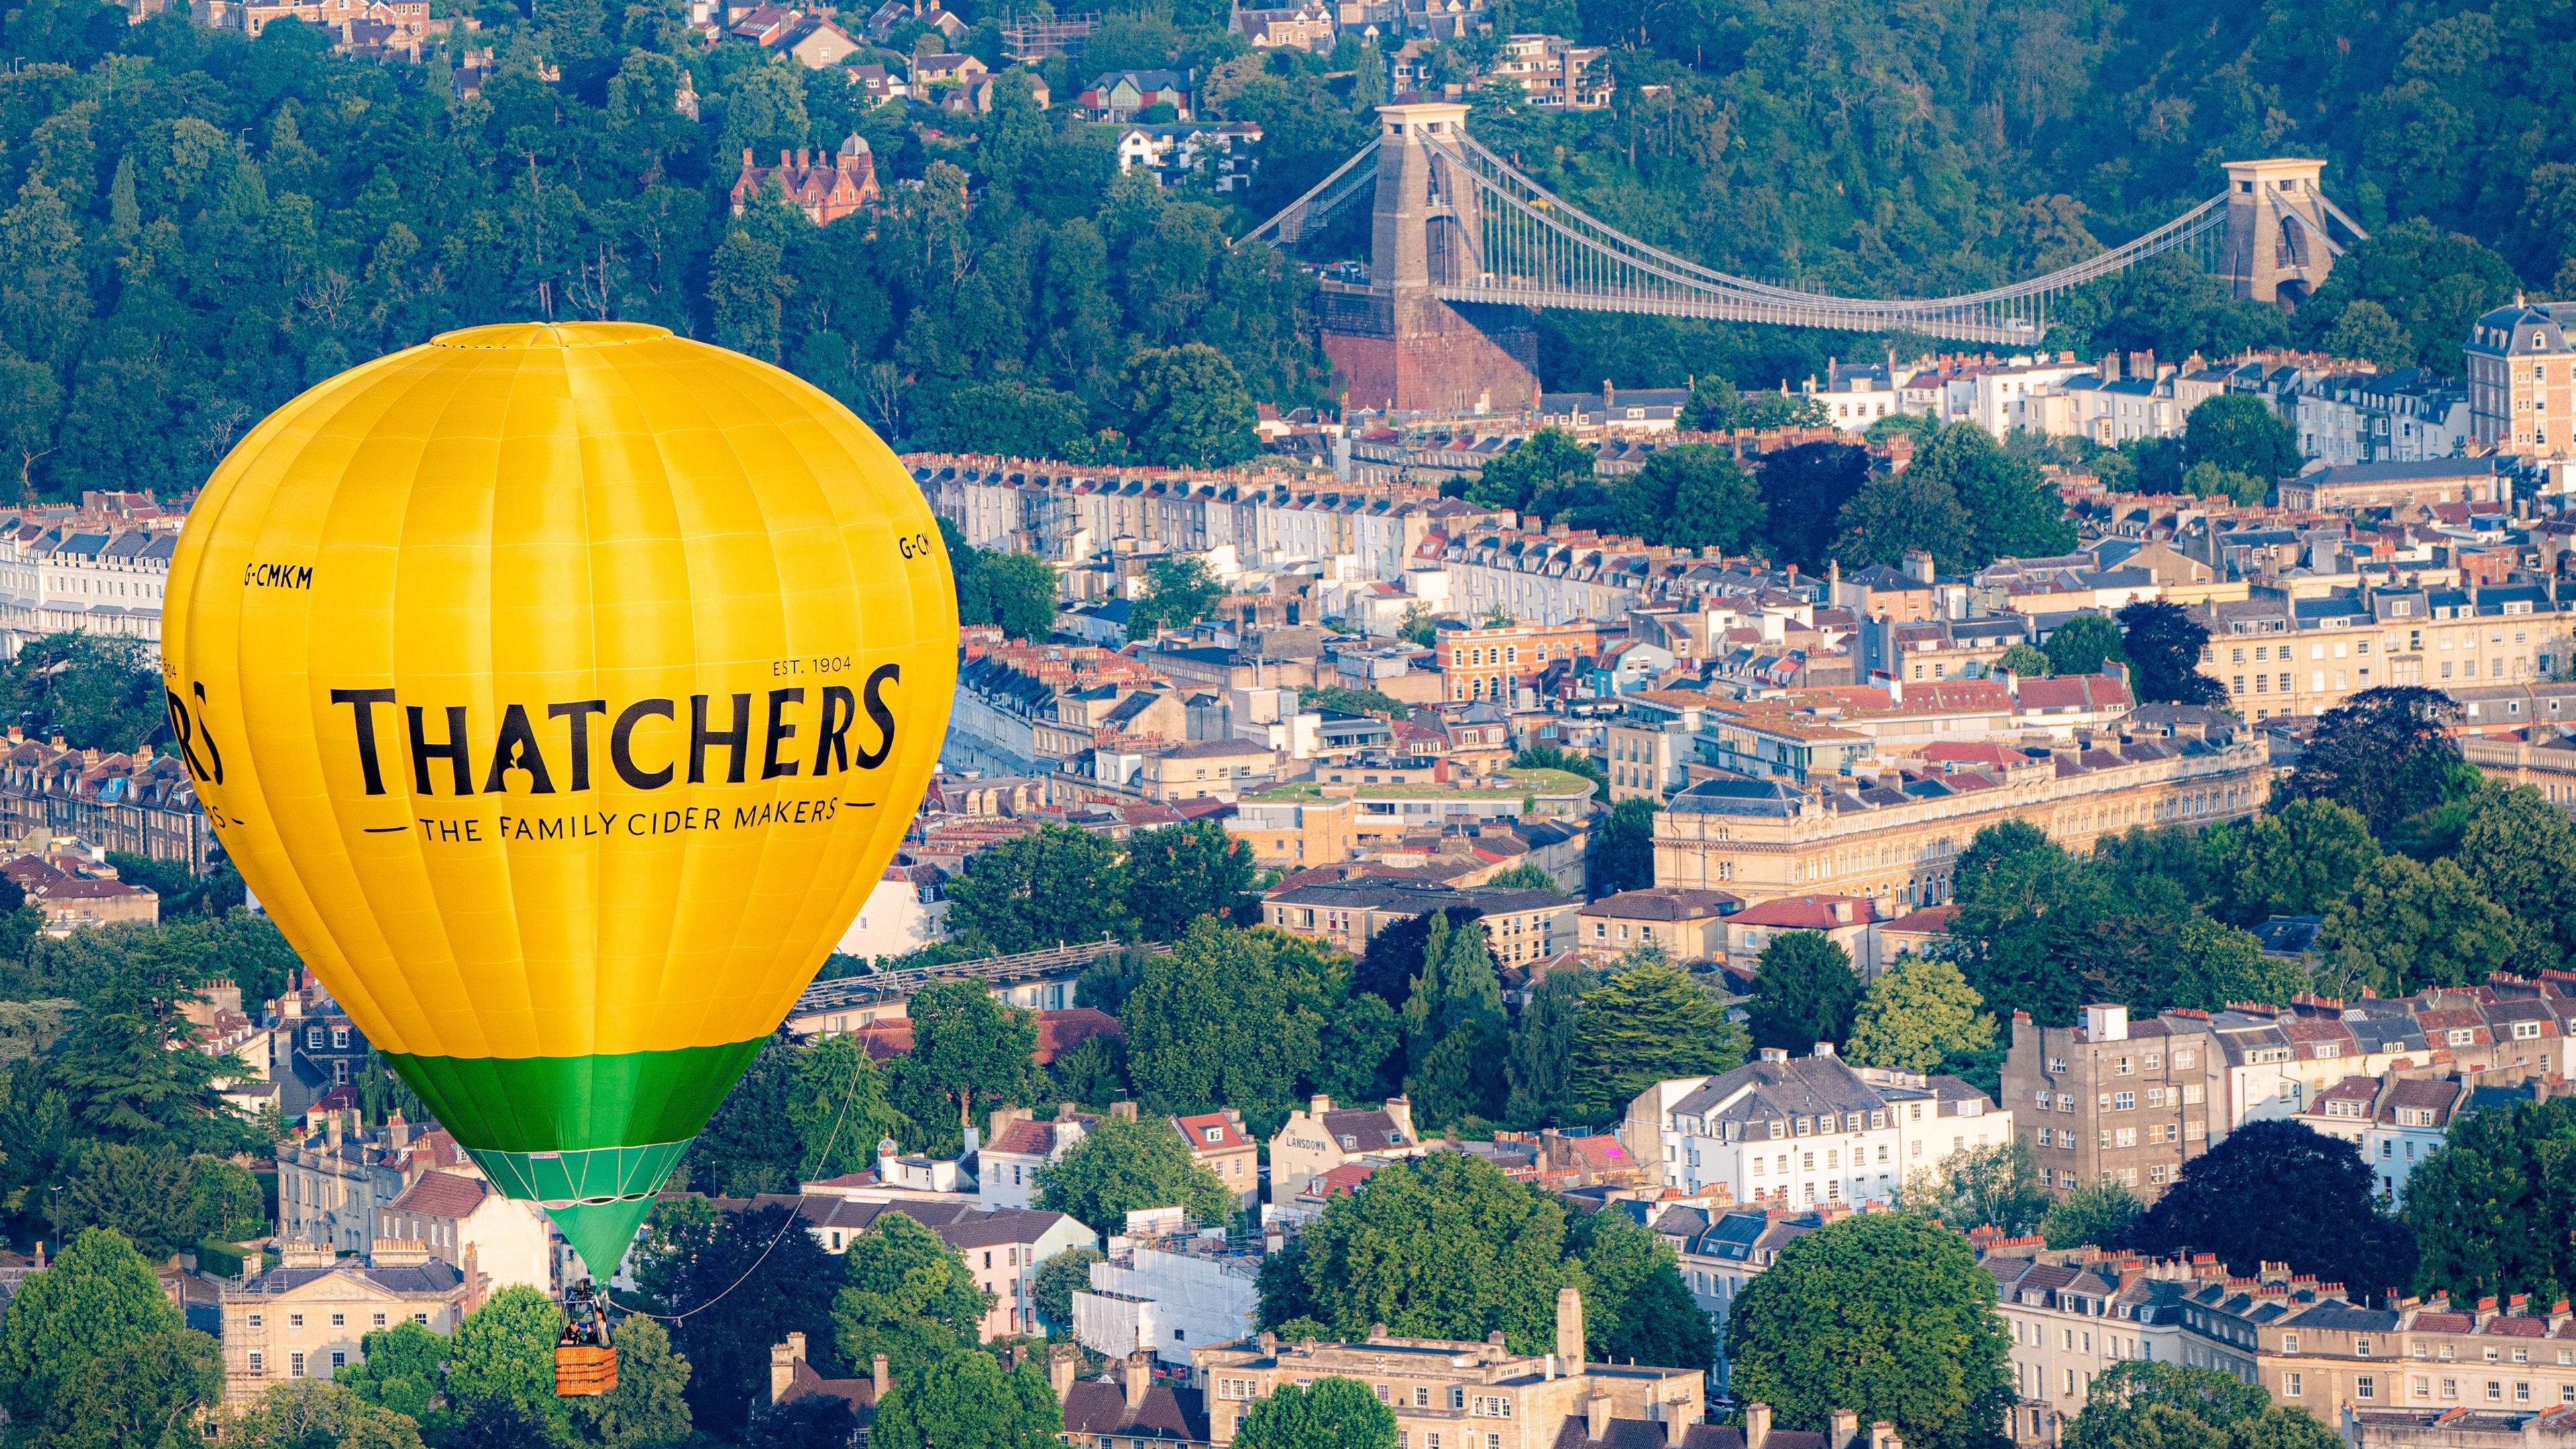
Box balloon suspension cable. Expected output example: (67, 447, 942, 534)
(608, 1040, 871, 1325)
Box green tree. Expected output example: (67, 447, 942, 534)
(2318, 855, 2523, 997)
(1723, 1213, 2014, 1449)
(2063, 1360, 2341, 1449)
(2181, 460, 2265, 506)
(1126, 553, 1226, 641)
(2114, 600, 2224, 706)
(1503, 964, 1589, 1128)
(1399, 910, 1504, 1068)
(1122, 343, 1257, 468)
(1586, 798, 1659, 898)
(892, 981, 1041, 1150)
(1468, 428, 1594, 516)
(1568, 961, 1745, 1120)
(445, 1285, 568, 1432)
(869, 1352, 1061, 1449)
(2043, 613, 2127, 677)
(2043, 1180, 2145, 1251)
(1030, 1246, 1104, 1335)
(2129, 1120, 2415, 1303)
(2288, 687, 2463, 837)
(973, 552, 1061, 641)
(2404, 1097, 2576, 1307)
(943, 825, 1135, 953)
(46, 1327, 222, 1449)
(57, 1140, 263, 1258)
(938, 380, 1093, 460)
(1299, 683, 1410, 720)
(0, 1227, 185, 1430)
(2453, 785, 2576, 965)
(0, 343, 60, 498)
(339, 1320, 448, 1430)
(565, 1316, 692, 1449)
(1829, 466, 1977, 574)
(1122, 920, 1338, 1134)
(1898, 1140, 2050, 1236)
(1232, 1376, 1398, 1449)
(787, 1036, 907, 1181)
(2182, 394, 2302, 484)
(1844, 955, 1995, 1073)
(2211, 798, 2381, 924)
(648, 1204, 843, 1434)
(1907, 422, 2075, 563)
(1124, 820, 1260, 938)
(2300, 219, 2518, 375)
(1267, 1153, 1576, 1352)
(1569, 1210, 1715, 1369)
(1617, 443, 1766, 552)
(2321, 299, 2418, 370)
(1995, 643, 2054, 677)
(1048, 1034, 1131, 1111)
(1511, 745, 1606, 794)
(690, 1041, 806, 1196)
(0, 633, 165, 751)
(2165, 915, 2308, 1013)
(1485, 861, 1558, 891)
(832, 1212, 992, 1375)
(1745, 932, 1862, 1055)
(232, 1380, 429, 1449)
(1035, 1114, 1232, 1230)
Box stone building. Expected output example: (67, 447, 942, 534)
(2002, 1005, 2218, 1199)
(2465, 299, 2576, 463)
(1652, 734, 2267, 909)
(219, 1243, 472, 1404)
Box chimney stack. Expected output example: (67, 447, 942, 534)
(1586, 1387, 1611, 1441)
(1831, 1409, 1860, 1449)
(1049, 1344, 1077, 1401)
(1746, 1403, 1773, 1449)
(1555, 1285, 1585, 1371)
(1664, 1397, 1691, 1446)
(1870, 1422, 1904, 1449)
(1124, 1349, 1151, 1410)
(771, 1332, 806, 1404)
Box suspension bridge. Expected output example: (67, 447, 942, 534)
(1242, 102, 2371, 413)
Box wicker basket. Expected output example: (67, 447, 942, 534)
(555, 1344, 619, 1397)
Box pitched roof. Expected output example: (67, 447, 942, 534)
(388, 1171, 489, 1220)
(1059, 1378, 1210, 1440)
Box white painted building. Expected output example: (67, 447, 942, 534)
(834, 867, 947, 961)
(0, 525, 178, 659)
(2298, 1074, 2468, 1205)
(1071, 1239, 1262, 1365)
(376, 1170, 555, 1297)
(1621, 1045, 2015, 1208)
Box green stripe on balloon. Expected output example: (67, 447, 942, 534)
(383, 1038, 767, 1279)
(383, 1038, 766, 1150)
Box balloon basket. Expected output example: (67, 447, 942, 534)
(555, 1343, 618, 1397)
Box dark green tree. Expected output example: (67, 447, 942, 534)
(2316, 855, 2522, 997)
(1829, 467, 1977, 573)
(2182, 394, 2302, 484)
(2288, 687, 2463, 837)
(1121, 920, 1336, 1133)
(2129, 1120, 2416, 1303)
(892, 981, 1040, 1152)
(0, 633, 164, 751)
(1568, 961, 1745, 1120)
(973, 552, 1061, 641)
(1568, 1210, 1715, 1369)
(2113, 601, 2224, 706)
(1124, 820, 1260, 938)
(2208, 798, 2381, 924)
(1756, 443, 1872, 569)
(1907, 422, 2075, 563)
(1723, 1213, 2014, 1449)
(1503, 964, 1589, 1128)
(943, 825, 1135, 953)
(1586, 798, 1659, 898)
(2407, 1097, 2576, 1307)
(649, 1203, 845, 1432)
(689, 1040, 806, 1197)
(1468, 428, 1595, 517)
(1745, 932, 1863, 1055)
(1265, 1153, 1576, 1352)
(1122, 343, 1258, 468)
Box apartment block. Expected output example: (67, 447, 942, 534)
(2002, 1006, 2218, 1197)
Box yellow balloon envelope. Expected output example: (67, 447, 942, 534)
(162, 323, 957, 1276)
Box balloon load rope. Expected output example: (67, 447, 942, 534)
(608, 1036, 869, 1326)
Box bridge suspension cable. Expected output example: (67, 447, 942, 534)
(1238, 124, 2325, 345)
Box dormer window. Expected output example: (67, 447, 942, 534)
(1339, 1134, 1356, 1149)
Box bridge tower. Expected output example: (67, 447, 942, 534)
(2221, 159, 2338, 304)
(1320, 102, 1538, 414)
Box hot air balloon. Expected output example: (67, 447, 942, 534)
(160, 323, 958, 1320)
